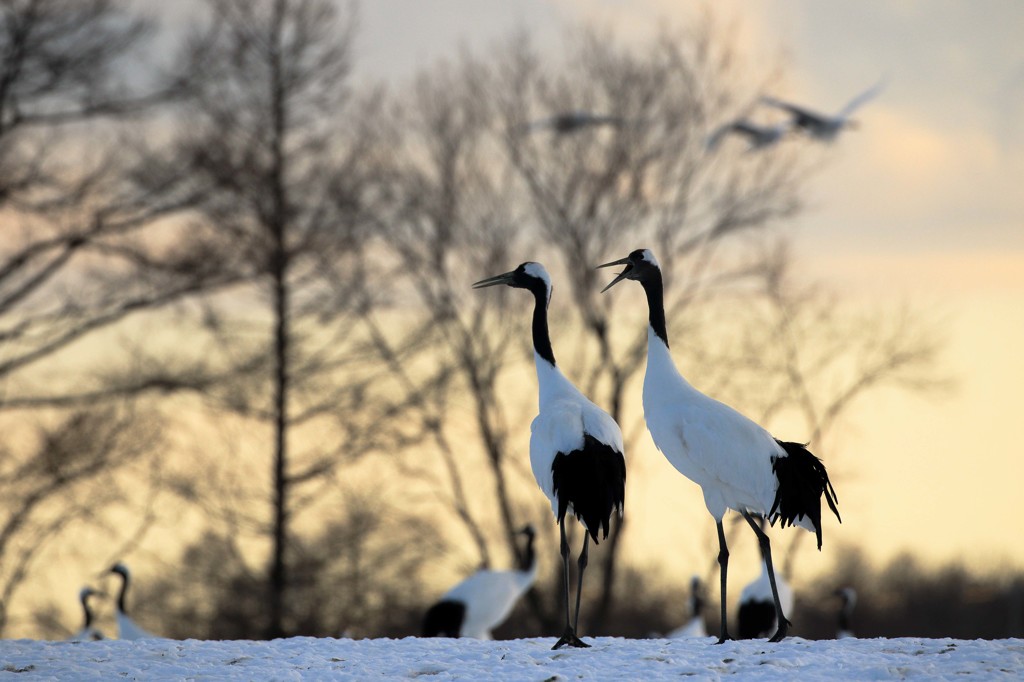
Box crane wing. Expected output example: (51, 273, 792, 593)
(837, 79, 886, 119)
(645, 390, 780, 515)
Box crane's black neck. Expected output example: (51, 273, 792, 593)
(691, 593, 704, 618)
(519, 532, 536, 573)
(531, 286, 556, 366)
(117, 572, 129, 615)
(81, 594, 94, 628)
(640, 269, 668, 347)
(839, 602, 852, 631)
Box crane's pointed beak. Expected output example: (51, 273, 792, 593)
(472, 271, 515, 289)
(596, 257, 632, 293)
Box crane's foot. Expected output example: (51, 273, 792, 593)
(768, 618, 791, 643)
(552, 627, 591, 650)
(715, 633, 734, 645)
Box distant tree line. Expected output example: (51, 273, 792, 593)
(2, 0, 952, 641)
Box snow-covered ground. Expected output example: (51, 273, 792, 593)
(3, 636, 1022, 680)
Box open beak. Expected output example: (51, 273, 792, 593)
(596, 256, 632, 293)
(472, 271, 515, 289)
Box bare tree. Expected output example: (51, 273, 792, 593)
(136, 488, 442, 640)
(0, 0, 235, 637)
(369, 16, 944, 637)
(135, 0, 418, 638)
(0, 405, 164, 635)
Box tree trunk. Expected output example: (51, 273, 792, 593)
(266, 0, 290, 639)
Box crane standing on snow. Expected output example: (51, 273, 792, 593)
(422, 525, 538, 639)
(599, 248, 839, 643)
(738, 554, 795, 639)
(666, 576, 708, 639)
(70, 586, 104, 642)
(109, 563, 157, 640)
(738, 516, 795, 639)
(473, 262, 626, 650)
(836, 587, 858, 639)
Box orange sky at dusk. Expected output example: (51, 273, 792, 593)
(145, 0, 1024, 573)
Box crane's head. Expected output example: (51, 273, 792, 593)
(835, 587, 857, 608)
(79, 586, 102, 601)
(472, 262, 552, 302)
(109, 563, 129, 579)
(517, 523, 536, 538)
(596, 248, 660, 292)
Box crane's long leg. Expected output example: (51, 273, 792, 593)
(573, 534, 590, 633)
(552, 518, 589, 649)
(561, 518, 572, 627)
(715, 520, 733, 643)
(742, 511, 791, 643)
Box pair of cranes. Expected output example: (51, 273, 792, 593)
(71, 563, 155, 642)
(434, 249, 840, 649)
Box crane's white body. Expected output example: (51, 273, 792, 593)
(643, 328, 813, 531)
(441, 565, 538, 639)
(115, 611, 156, 641)
(530, 354, 625, 524)
(739, 561, 795, 633)
(667, 616, 707, 639)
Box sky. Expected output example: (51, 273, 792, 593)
(140, 0, 1024, 572)
(342, 0, 1024, 572)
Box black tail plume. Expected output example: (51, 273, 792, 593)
(551, 435, 626, 544)
(769, 440, 840, 550)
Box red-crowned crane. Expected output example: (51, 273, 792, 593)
(109, 563, 157, 640)
(598, 248, 839, 643)
(738, 555, 795, 639)
(706, 119, 790, 153)
(836, 586, 857, 639)
(422, 525, 538, 639)
(666, 575, 708, 639)
(738, 516, 795, 639)
(474, 262, 626, 649)
(761, 80, 885, 142)
(69, 586, 104, 642)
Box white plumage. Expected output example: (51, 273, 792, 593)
(738, 560, 795, 639)
(643, 333, 793, 525)
(530, 359, 626, 519)
(474, 261, 627, 650)
(423, 526, 538, 640)
(109, 563, 157, 640)
(599, 248, 839, 643)
(440, 565, 535, 639)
